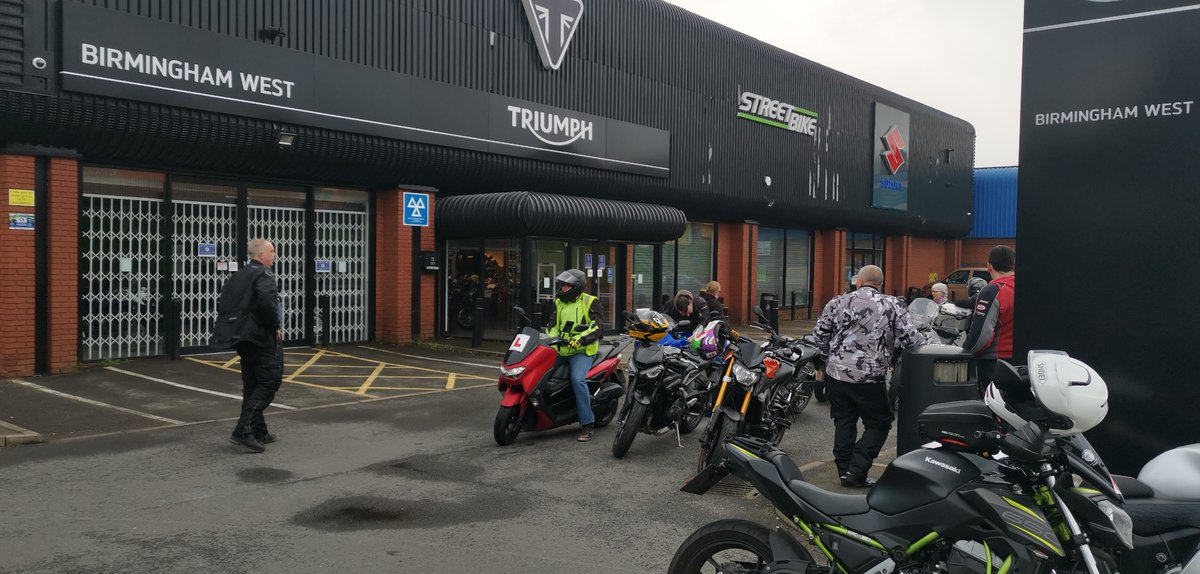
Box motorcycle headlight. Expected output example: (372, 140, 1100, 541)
(732, 363, 760, 387)
(500, 365, 526, 377)
(639, 364, 665, 379)
(1097, 500, 1134, 549)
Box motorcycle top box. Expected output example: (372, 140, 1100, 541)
(917, 400, 1001, 454)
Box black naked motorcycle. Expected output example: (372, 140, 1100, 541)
(695, 318, 814, 472)
(748, 306, 821, 430)
(611, 318, 710, 459)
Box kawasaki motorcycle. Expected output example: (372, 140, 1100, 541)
(982, 365, 1200, 574)
(673, 359, 1142, 574)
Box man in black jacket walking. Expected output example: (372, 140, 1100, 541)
(212, 239, 284, 453)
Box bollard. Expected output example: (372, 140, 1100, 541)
(317, 295, 331, 348)
(169, 296, 182, 360)
(471, 295, 485, 348)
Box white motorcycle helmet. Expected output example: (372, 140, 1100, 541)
(984, 351, 1109, 436)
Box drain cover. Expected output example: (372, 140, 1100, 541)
(709, 478, 760, 499)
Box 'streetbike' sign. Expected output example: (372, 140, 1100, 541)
(59, 2, 668, 177)
(736, 91, 818, 137)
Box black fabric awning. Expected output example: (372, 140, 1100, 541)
(437, 191, 687, 243)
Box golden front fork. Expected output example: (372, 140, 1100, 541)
(712, 359, 734, 412)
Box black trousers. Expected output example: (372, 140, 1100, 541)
(232, 341, 284, 439)
(827, 377, 894, 480)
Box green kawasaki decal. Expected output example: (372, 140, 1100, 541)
(738, 91, 818, 136)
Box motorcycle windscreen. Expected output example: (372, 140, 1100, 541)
(503, 326, 546, 365)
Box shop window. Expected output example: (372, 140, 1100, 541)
(664, 222, 714, 303)
(845, 232, 886, 286)
(757, 227, 812, 308)
(631, 245, 655, 310)
(444, 239, 521, 337)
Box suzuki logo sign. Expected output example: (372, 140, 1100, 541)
(880, 125, 908, 175)
(521, 0, 584, 71)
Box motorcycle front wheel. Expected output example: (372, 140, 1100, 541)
(493, 405, 521, 445)
(667, 519, 782, 574)
(697, 414, 738, 472)
(611, 400, 648, 458)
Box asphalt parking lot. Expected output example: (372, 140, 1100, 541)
(0, 344, 498, 441)
(0, 339, 892, 573)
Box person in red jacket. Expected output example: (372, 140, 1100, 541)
(963, 245, 1016, 394)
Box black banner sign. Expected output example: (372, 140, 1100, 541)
(59, 2, 670, 177)
(1018, 0, 1200, 472)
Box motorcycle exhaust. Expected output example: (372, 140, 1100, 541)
(593, 381, 625, 402)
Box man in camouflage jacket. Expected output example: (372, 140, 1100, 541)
(812, 265, 921, 488)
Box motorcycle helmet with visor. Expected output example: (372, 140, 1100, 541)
(627, 308, 672, 343)
(984, 351, 1109, 437)
(555, 269, 586, 302)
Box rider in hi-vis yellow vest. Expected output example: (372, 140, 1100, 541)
(545, 269, 604, 442)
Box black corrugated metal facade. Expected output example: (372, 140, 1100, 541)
(0, 0, 974, 236)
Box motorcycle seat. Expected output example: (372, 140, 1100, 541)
(786, 479, 871, 517)
(593, 342, 619, 366)
(1124, 498, 1200, 535)
(1113, 474, 1156, 499)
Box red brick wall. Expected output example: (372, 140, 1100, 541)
(811, 229, 845, 309)
(48, 158, 79, 372)
(715, 221, 755, 324)
(945, 239, 964, 274)
(375, 189, 436, 343)
(905, 237, 950, 289)
(962, 239, 1016, 268)
(884, 235, 910, 296)
(0, 155, 36, 376)
(0, 154, 78, 376)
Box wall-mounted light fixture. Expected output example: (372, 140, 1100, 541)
(259, 26, 288, 42)
(277, 131, 296, 146)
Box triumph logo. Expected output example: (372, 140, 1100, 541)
(507, 104, 594, 146)
(521, 0, 584, 71)
(924, 456, 962, 474)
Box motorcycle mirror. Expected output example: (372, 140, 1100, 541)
(753, 305, 766, 320)
(511, 306, 531, 328)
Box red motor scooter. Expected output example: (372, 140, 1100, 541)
(493, 306, 627, 445)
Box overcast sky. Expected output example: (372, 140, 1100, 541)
(659, 0, 1024, 168)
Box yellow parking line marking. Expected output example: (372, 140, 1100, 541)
(222, 356, 240, 368)
(321, 383, 494, 391)
(445, 373, 456, 390)
(277, 374, 460, 379)
(286, 349, 326, 381)
(322, 349, 492, 380)
(357, 363, 386, 395)
(185, 357, 372, 398)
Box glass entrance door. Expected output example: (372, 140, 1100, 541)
(572, 243, 617, 330)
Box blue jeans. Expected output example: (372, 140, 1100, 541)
(557, 352, 595, 426)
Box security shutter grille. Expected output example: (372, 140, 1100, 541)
(173, 198, 238, 349)
(315, 208, 370, 343)
(249, 205, 307, 342)
(81, 194, 165, 360)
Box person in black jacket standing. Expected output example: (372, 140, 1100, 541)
(212, 238, 284, 453)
